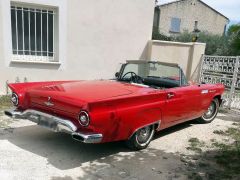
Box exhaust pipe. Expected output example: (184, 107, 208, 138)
(4, 109, 23, 119)
(72, 134, 85, 142)
(71, 133, 103, 144)
(4, 110, 14, 117)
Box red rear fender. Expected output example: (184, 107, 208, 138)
(8, 81, 73, 108)
(127, 108, 162, 139)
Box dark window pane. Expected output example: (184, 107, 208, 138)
(17, 7, 23, 55)
(42, 10, 47, 56)
(36, 10, 41, 56)
(11, 8, 17, 54)
(24, 8, 29, 55)
(30, 9, 35, 55)
(48, 12, 53, 57)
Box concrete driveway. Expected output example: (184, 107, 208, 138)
(0, 111, 238, 180)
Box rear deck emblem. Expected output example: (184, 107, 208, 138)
(44, 97, 54, 107)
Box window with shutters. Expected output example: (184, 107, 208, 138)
(11, 3, 58, 63)
(170, 17, 181, 33)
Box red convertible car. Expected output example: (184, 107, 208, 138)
(5, 61, 224, 150)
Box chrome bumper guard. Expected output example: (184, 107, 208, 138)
(4, 109, 103, 144)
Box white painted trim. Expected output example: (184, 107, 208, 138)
(11, 60, 61, 65)
(1, 0, 67, 69)
(12, 54, 56, 62)
(1, 0, 12, 67)
(152, 40, 206, 46)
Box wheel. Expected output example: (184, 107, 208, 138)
(126, 125, 155, 150)
(198, 98, 219, 123)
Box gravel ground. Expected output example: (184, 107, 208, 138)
(0, 111, 239, 180)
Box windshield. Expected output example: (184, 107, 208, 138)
(121, 62, 180, 80)
(118, 62, 182, 89)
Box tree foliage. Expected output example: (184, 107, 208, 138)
(227, 24, 240, 55)
(152, 24, 240, 56)
(228, 24, 240, 36)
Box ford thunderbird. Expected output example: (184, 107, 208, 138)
(4, 61, 224, 150)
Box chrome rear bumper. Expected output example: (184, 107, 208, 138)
(4, 109, 102, 143)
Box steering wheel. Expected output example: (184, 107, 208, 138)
(121, 72, 143, 83)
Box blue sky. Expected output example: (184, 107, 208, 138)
(158, 0, 240, 23)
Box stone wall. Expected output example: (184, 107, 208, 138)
(158, 0, 229, 36)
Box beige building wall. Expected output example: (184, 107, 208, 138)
(158, 0, 229, 36)
(147, 40, 206, 80)
(0, 0, 155, 94)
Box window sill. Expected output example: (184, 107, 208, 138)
(11, 60, 61, 65)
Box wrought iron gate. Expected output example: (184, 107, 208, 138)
(199, 55, 240, 110)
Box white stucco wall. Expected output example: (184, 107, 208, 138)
(0, 3, 3, 61)
(147, 40, 206, 80)
(0, 0, 155, 94)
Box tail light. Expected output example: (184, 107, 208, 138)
(11, 93, 19, 106)
(78, 111, 90, 127)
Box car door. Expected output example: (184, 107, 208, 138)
(163, 85, 202, 126)
(197, 83, 218, 114)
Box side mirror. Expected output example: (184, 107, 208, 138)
(115, 72, 120, 79)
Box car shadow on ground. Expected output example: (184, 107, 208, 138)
(50, 147, 188, 180)
(154, 121, 194, 141)
(0, 125, 128, 170)
(0, 120, 195, 171)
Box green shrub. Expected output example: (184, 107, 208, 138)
(152, 26, 173, 41)
(152, 24, 240, 56)
(0, 95, 11, 109)
(174, 31, 229, 56)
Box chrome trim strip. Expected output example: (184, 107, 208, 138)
(4, 109, 103, 144)
(209, 90, 216, 93)
(201, 90, 209, 94)
(130, 83, 150, 88)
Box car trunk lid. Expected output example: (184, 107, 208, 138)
(26, 80, 134, 114)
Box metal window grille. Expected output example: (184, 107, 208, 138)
(11, 4, 57, 62)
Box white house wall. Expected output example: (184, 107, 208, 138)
(0, 0, 155, 94)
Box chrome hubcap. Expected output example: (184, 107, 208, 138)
(136, 127, 151, 144)
(203, 102, 216, 119)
